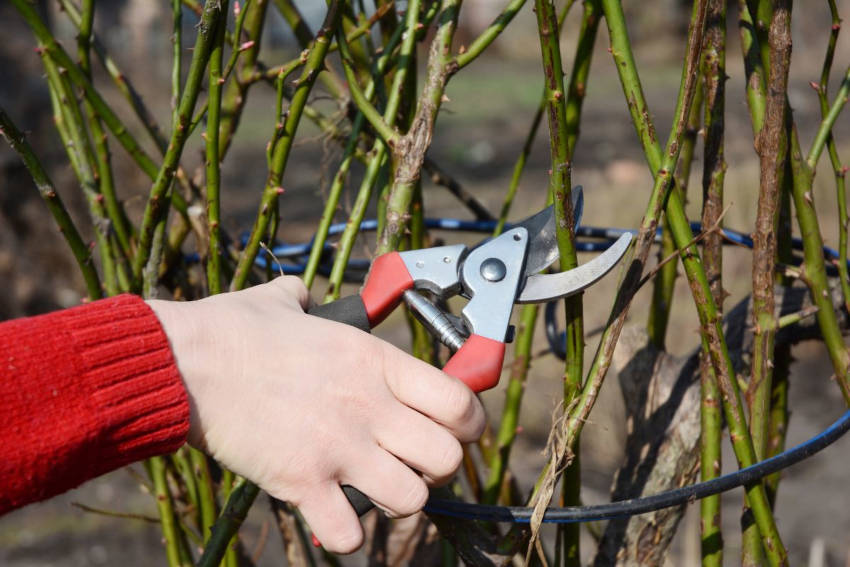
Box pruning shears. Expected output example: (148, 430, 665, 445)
(308, 187, 632, 517)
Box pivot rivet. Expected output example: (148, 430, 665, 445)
(480, 258, 506, 282)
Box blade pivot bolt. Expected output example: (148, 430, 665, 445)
(480, 258, 507, 282)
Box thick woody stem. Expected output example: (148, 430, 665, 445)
(317, 0, 433, 301)
(375, 0, 460, 256)
(741, 0, 850, 404)
(321, 7, 417, 301)
(743, 3, 791, 563)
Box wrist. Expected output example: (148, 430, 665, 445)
(146, 299, 209, 448)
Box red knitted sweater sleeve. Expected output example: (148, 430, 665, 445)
(0, 294, 190, 513)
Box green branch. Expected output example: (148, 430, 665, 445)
(376, 0, 460, 256)
(454, 0, 527, 70)
(699, 0, 727, 564)
(133, 0, 228, 285)
(206, 1, 228, 296)
(230, 2, 341, 291)
(43, 54, 118, 296)
(817, 0, 850, 316)
(533, 0, 583, 561)
(0, 107, 102, 300)
(744, 4, 792, 563)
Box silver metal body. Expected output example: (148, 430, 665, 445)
(458, 227, 528, 342)
(399, 244, 465, 297)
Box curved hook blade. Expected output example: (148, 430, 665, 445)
(516, 232, 632, 303)
(519, 186, 584, 276)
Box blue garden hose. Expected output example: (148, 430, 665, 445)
(424, 408, 850, 523)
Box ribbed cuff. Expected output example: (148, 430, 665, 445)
(0, 294, 190, 512)
(55, 294, 190, 479)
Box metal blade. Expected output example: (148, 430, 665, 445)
(518, 186, 584, 276)
(516, 232, 632, 303)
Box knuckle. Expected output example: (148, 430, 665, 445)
(273, 275, 309, 306)
(470, 409, 486, 439)
(443, 382, 476, 424)
(395, 478, 429, 516)
(280, 274, 304, 290)
(436, 439, 464, 479)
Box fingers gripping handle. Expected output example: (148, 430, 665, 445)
(305, 253, 415, 538)
(308, 296, 377, 530)
(306, 269, 506, 539)
(309, 487, 371, 547)
(342, 485, 374, 516)
(443, 334, 507, 393)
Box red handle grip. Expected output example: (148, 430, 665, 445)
(443, 334, 506, 393)
(360, 252, 414, 326)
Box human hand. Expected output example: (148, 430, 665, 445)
(147, 276, 485, 553)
